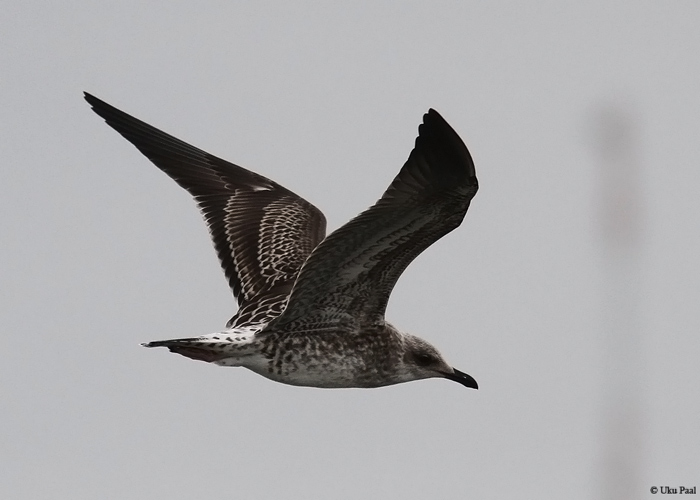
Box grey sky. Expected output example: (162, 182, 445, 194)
(2, 2, 698, 499)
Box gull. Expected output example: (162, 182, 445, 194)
(85, 93, 479, 389)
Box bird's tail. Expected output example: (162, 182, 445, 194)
(142, 337, 227, 363)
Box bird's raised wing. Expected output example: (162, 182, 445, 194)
(85, 93, 326, 327)
(270, 109, 477, 331)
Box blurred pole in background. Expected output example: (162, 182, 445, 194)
(594, 106, 646, 499)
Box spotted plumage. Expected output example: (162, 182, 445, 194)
(86, 92, 479, 390)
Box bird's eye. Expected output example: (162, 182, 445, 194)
(415, 353, 434, 366)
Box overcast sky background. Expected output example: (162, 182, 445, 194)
(2, 2, 699, 499)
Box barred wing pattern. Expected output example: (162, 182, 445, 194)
(271, 109, 477, 331)
(85, 93, 326, 328)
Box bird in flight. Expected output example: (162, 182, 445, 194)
(85, 93, 479, 389)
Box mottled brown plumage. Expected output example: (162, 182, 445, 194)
(86, 92, 479, 390)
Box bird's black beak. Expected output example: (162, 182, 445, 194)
(443, 368, 478, 389)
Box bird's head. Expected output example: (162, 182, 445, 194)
(401, 334, 478, 389)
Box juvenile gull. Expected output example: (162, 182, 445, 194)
(85, 93, 479, 389)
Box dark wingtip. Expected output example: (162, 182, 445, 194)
(83, 91, 101, 107)
(415, 108, 477, 185)
(83, 92, 119, 121)
(425, 108, 442, 120)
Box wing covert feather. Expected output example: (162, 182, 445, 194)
(271, 109, 477, 329)
(85, 93, 326, 326)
